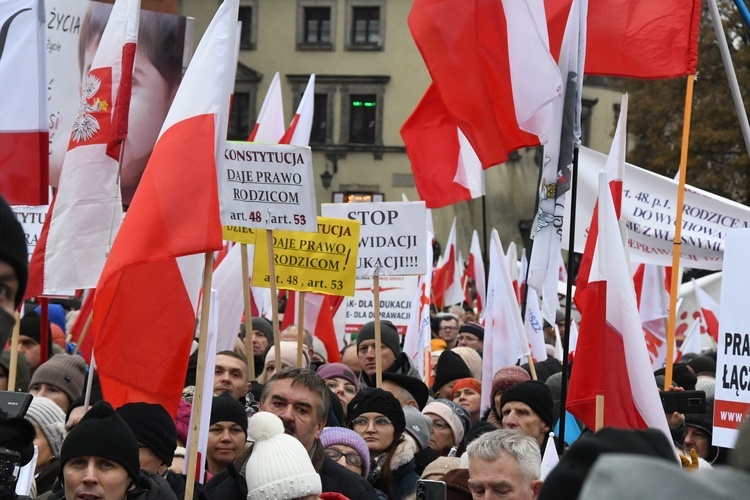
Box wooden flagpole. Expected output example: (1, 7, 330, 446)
(72, 312, 93, 356)
(240, 243, 255, 380)
(184, 252, 215, 500)
(297, 292, 306, 367)
(7, 313, 20, 392)
(373, 268, 383, 389)
(266, 229, 282, 370)
(526, 355, 538, 381)
(665, 75, 696, 390)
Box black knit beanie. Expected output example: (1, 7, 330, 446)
(432, 349, 472, 392)
(59, 401, 140, 483)
(117, 402, 177, 466)
(356, 320, 401, 357)
(459, 322, 484, 341)
(499, 380, 555, 429)
(210, 392, 248, 434)
(347, 388, 406, 438)
(0, 196, 27, 308)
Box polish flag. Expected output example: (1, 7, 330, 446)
(465, 230, 486, 314)
(30, 0, 139, 294)
(525, 287, 549, 362)
(481, 230, 530, 412)
(0, 0, 48, 206)
(248, 71, 285, 143)
(281, 291, 341, 362)
(401, 84, 485, 208)
(567, 173, 670, 439)
(93, 0, 237, 416)
(433, 219, 463, 309)
(693, 278, 719, 344)
(633, 263, 672, 370)
(404, 230, 434, 382)
(280, 74, 315, 146)
(506, 242, 520, 305)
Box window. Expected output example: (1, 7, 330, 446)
(238, 1, 258, 50)
(345, 0, 385, 51)
(310, 93, 329, 144)
(348, 94, 377, 144)
(228, 92, 251, 140)
(297, 1, 336, 50)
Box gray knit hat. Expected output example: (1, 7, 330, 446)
(30, 354, 87, 404)
(24, 396, 65, 458)
(356, 320, 400, 356)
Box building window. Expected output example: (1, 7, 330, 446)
(348, 94, 377, 144)
(238, 1, 258, 50)
(228, 92, 251, 140)
(297, 1, 336, 51)
(345, 0, 385, 51)
(310, 93, 329, 144)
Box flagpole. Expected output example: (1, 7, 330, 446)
(7, 313, 20, 392)
(40, 297, 50, 364)
(297, 291, 306, 366)
(527, 355, 538, 381)
(373, 268, 382, 389)
(665, 75, 696, 389)
(83, 351, 96, 412)
(481, 195, 488, 269)
(240, 243, 255, 380)
(558, 145, 579, 452)
(266, 229, 282, 370)
(185, 252, 215, 500)
(72, 312, 93, 356)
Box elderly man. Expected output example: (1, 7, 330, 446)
(50, 401, 176, 500)
(499, 381, 554, 450)
(356, 320, 419, 388)
(466, 429, 542, 500)
(205, 368, 378, 500)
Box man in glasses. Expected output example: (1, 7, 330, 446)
(438, 314, 461, 348)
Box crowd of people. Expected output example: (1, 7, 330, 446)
(2, 193, 750, 500)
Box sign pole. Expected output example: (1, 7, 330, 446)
(297, 291, 306, 366)
(184, 252, 215, 500)
(374, 268, 382, 389)
(240, 243, 255, 380)
(266, 229, 281, 369)
(8, 313, 20, 392)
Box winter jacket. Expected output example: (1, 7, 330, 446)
(359, 353, 421, 390)
(369, 436, 419, 499)
(49, 470, 177, 500)
(163, 470, 208, 500)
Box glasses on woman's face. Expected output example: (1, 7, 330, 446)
(325, 379, 357, 396)
(351, 416, 393, 431)
(324, 448, 364, 467)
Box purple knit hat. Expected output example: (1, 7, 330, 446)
(316, 363, 359, 390)
(174, 398, 192, 444)
(320, 426, 371, 478)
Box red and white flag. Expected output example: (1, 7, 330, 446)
(465, 230, 486, 314)
(528, 0, 586, 325)
(401, 85, 484, 208)
(93, 0, 237, 416)
(506, 242, 521, 305)
(280, 74, 315, 146)
(281, 291, 341, 363)
(31, 0, 139, 294)
(248, 71, 285, 143)
(693, 278, 720, 344)
(633, 263, 672, 370)
(404, 230, 434, 382)
(481, 230, 530, 412)
(567, 173, 670, 439)
(678, 319, 702, 359)
(0, 0, 48, 206)
(433, 218, 463, 309)
(525, 287, 549, 362)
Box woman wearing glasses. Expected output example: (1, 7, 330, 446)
(320, 427, 371, 478)
(317, 363, 360, 420)
(347, 389, 419, 499)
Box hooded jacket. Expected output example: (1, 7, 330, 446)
(358, 353, 421, 390)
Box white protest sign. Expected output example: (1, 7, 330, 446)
(345, 275, 419, 335)
(564, 147, 750, 270)
(12, 205, 49, 261)
(220, 142, 317, 237)
(712, 229, 750, 448)
(322, 201, 427, 277)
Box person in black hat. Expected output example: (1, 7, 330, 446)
(456, 322, 484, 353)
(206, 393, 248, 476)
(240, 317, 274, 378)
(355, 320, 420, 389)
(0, 195, 27, 349)
(432, 349, 472, 399)
(52, 401, 176, 500)
(347, 388, 418, 499)
(499, 380, 555, 448)
(380, 371, 430, 410)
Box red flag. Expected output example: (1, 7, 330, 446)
(401, 85, 484, 208)
(432, 219, 462, 310)
(0, 0, 48, 206)
(567, 174, 670, 437)
(281, 291, 341, 363)
(279, 74, 315, 146)
(92, 0, 236, 415)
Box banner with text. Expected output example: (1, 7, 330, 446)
(321, 201, 427, 277)
(12, 205, 49, 261)
(253, 217, 360, 296)
(220, 142, 317, 241)
(565, 147, 750, 270)
(345, 275, 419, 335)
(713, 229, 750, 448)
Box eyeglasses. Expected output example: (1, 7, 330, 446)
(431, 419, 450, 431)
(326, 380, 357, 396)
(351, 416, 393, 430)
(439, 326, 458, 332)
(325, 448, 365, 467)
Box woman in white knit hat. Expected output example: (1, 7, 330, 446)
(245, 411, 322, 500)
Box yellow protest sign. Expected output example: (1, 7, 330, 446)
(222, 225, 258, 244)
(253, 217, 360, 296)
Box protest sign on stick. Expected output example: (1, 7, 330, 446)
(713, 229, 750, 448)
(240, 243, 255, 380)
